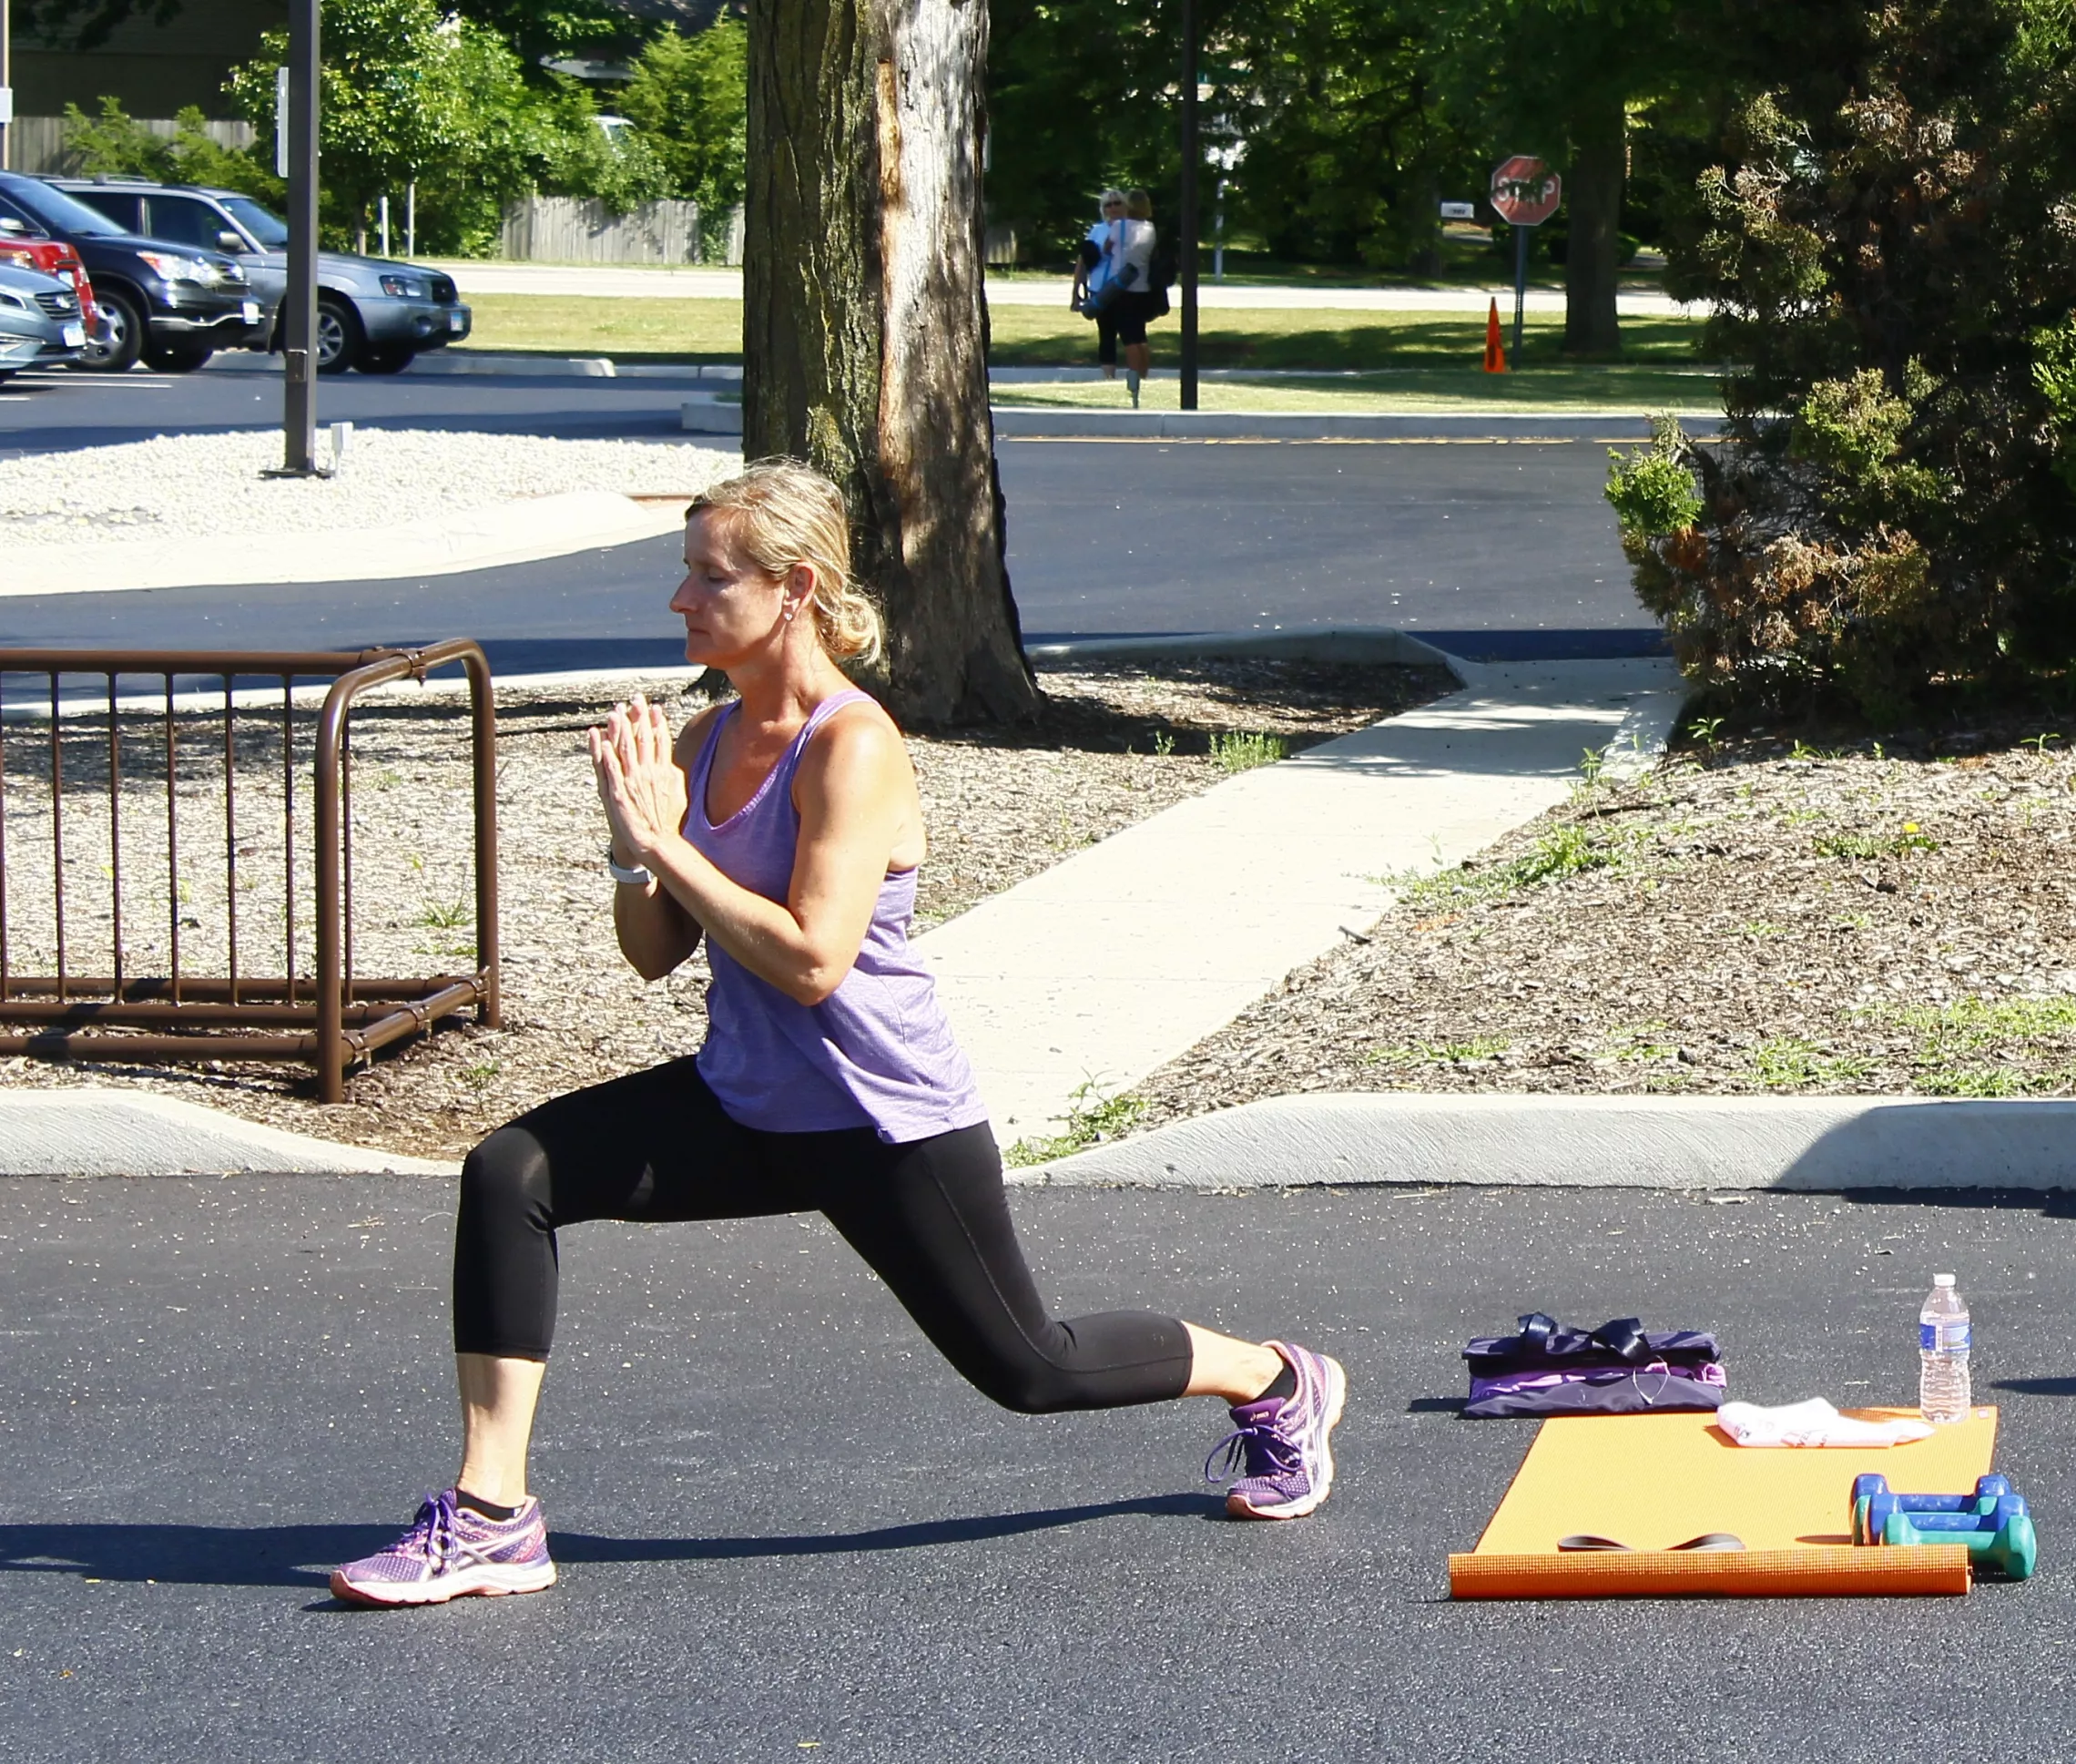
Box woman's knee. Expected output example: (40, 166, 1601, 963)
(458, 1125, 555, 1232)
(957, 1331, 1082, 1415)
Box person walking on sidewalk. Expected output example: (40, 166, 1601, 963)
(331, 459, 1348, 1608)
(1111, 189, 1163, 406)
(1072, 189, 1129, 380)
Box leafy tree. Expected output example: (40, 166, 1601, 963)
(1608, 0, 2076, 719)
(984, 0, 1188, 265)
(15, 0, 182, 54)
(616, 18, 749, 248)
(60, 98, 285, 201)
(1435, 0, 1723, 352)
(1223, 0, 1488, 273)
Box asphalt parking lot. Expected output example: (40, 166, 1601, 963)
(5, 1176, 2072, 1763)
(5, 357, 1659, 660)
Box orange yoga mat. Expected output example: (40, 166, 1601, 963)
(1450, 1406, 1998, 1599)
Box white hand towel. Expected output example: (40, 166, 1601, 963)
(1716, 1397, 1936, 1448)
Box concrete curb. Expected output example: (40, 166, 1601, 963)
(990, 408, 1681, 441)
(1009, 1093, 2076, 1192)
(0, 1091, 456, 1178)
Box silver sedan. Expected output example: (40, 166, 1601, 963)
(0, 260, 86, 382)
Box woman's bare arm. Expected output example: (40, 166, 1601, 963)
(594, 698, 910, 1004)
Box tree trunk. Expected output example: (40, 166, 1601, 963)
(744, 0, 1040, 725)
(1400, 165, 1442, 280)
(1562, 96, 1624, 357)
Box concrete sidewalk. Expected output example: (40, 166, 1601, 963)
(917, 639, 1684, 1146)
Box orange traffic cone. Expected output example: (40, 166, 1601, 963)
(1483, 298, 1508, 372)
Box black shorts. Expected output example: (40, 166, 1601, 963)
(1112, 291, 1159, 345)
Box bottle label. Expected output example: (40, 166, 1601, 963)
(1921, 1321, 1970, 1352)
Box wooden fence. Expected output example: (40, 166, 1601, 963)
(499, 195, 727, 265)
(7, 116, 255, 176)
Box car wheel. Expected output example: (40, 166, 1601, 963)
(79, 288, 146, 372)
(315, 297, 362, 375)
(357, 342, 414, 375)
(142, 342, 214, 373)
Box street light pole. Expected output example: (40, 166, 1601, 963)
(281, 0, 321, 475)
(1178, 0, 1199, 411)
(1, 0, 14, 173)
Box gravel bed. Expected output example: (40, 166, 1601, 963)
(1136, 719, 2076, 1126)
(0, 657, 1447, 1158)
(2, 429, 732, 543)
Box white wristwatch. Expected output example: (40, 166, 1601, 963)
(606, 850, 653, 886)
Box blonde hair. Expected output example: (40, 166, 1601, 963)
(687, 459, 884, 665)
(1098, 187, 1126, 209)
(1125, 189, 1153, 220)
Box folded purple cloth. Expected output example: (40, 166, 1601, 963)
(1465, 1361, 1726, 1419)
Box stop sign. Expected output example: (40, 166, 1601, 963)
(1490, 156, 1562, 227)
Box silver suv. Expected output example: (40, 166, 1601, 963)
(56, 177, 473, 374)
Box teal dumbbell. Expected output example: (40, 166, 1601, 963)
(1880, 1507, 2038, 1579)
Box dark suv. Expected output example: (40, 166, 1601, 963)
(0, 171, 260, 372)
(56, 177, 472, 374)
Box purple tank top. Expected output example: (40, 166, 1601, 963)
(681, 689, 989, 1144)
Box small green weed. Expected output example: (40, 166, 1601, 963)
(2022, 732, 2063, 756)
(1150, 729, 1175, 758)
(1751, 1037, 1877, 1088)
(1878, 994, 2076, 1054)
(1686, 716, 1725, 754)
(1736, 921, 1787, 939)
(417, 898, 471, 930)
(1814, 823, 1939, 861)
(1600, 1023, 1677, 1063)
(1005, 1081, 1149, 1168)
(462, 1060, 501, 1094)
(1210, 729, 1287, 773)
(1369, 1035, 1510, 1067)
(1391, 821, 1625, 913)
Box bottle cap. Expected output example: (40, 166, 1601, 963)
(1934, 1273, 1956, 1285)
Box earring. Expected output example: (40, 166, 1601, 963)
(782, 604, 796, 623)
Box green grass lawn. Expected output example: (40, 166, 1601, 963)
(458, 294, 1721, 408)
(986, 306, 1708, 372)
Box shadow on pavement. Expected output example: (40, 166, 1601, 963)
(0, 1493, 1211, 1590)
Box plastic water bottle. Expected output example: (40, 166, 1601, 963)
(1918, 1274, 1972, 1424)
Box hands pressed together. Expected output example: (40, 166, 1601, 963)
(588, 692, 689, 867)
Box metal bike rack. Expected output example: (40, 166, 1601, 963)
(0, 639, 499, 1102)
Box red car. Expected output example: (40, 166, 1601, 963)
(0, 217, 101, 336)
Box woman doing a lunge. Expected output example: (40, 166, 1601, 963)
(331, 460, 1346, 1607)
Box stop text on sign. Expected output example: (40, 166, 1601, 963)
(1490, 156, 1562, 228)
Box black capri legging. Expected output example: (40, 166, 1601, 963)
(453, 1059, 1194, 1414)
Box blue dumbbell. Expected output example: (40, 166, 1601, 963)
(1850, 1473, 2017, 1545)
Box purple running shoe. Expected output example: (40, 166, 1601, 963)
(1206, 1340, 1347, 1520)
(330, 1489, 556, 1607)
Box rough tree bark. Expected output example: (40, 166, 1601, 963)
(743, 0, 1041, 725)
(1562, 96, 1626, 357)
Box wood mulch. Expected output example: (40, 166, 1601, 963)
(0, 657, 1448, 1160)
(1135, 716, 2076, 1127)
